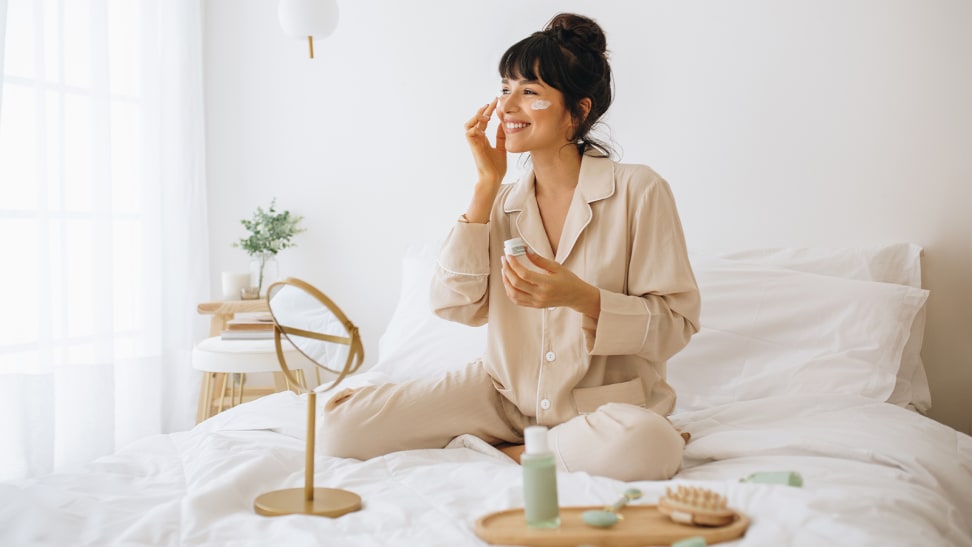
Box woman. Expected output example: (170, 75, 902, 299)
(320, 13, 700, 482)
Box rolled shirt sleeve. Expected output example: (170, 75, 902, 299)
(583, 170, 700, 363)
(430, 220, 492, 327)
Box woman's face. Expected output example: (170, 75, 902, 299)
(498, 75, 575, 156)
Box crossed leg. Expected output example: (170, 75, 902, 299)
(319, 361, 684, 482)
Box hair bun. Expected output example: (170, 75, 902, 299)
(545, 13, 607, 55)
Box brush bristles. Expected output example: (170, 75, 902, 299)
(664, 486, 728, 510)
(658, 485, 736, 527)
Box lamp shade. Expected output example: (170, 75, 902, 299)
(278, 0, 339, 40)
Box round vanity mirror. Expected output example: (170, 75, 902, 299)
(254, 277, 364, 518)
(265, 278, 364, 393)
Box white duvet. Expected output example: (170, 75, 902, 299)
(2, 374, 971, 547)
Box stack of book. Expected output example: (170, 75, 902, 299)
(220, 312, 275, 340)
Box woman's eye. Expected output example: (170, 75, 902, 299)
(524, 89, 537, 95)
(500, 88, 511, 95)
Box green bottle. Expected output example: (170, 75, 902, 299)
(522, 426, 560, 529)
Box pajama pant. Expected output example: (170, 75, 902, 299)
(319, 360, 685, 482)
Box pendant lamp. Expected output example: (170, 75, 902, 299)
(278, 0, 339, 59)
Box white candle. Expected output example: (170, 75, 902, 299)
(221, 272, 251, 300)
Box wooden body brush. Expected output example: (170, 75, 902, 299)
(657, 485, 737, 527)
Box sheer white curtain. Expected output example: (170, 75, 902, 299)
(0, 0, 209, 480)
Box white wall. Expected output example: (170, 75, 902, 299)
(202, 0, 972, 434)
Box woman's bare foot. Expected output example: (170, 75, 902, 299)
(497, 443, 525, 463)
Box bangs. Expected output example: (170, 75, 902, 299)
(498, 34, 563, 87)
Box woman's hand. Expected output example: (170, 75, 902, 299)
(501, 251, 601, 319)
(465, 98, 507, 183)
(463, 100, 507, 223)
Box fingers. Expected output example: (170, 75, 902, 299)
(501, 256, 524, 290)
(483, 97, 498, 119)
(464, 98, 498, 138)
(503, 253, 573, 309)
(464, 100, 492, 130)
(502, 255, 542, 295)
(464, 108, 487, 138)
(524, 250, 555, 272)
(501, 257, 531, 304)
(464, 98, 506, 180)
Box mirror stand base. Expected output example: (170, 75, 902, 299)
(254, 392, 361, 518)
(254, 487, 361, 518)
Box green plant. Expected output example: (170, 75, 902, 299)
(234, 198, 305, 293)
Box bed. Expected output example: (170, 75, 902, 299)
(2, 242, 971, 546)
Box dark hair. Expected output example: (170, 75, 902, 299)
(499, 13, 614, 157)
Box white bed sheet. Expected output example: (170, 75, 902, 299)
(2, 372, 970, 547)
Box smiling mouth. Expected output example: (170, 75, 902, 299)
(505, 122, 530, 131)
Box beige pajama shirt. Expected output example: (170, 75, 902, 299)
(321, 155, 701, 481)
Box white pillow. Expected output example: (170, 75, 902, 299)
(715, 243, 923, 286)
(369, 242, 487, 383)
(666, 255, 929, 412)
(371, 241, 930, 414)
(714, 243, 929, 413)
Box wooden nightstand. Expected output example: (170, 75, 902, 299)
(197, 299, 269, 337)
(194, 299, 272, 422)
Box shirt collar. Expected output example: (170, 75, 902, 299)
(502, 154, 616, 262)
(502, 153, 615, 214)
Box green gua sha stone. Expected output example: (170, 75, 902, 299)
(740, 471, 803, 487)
(581, 488, 643, 528)
(582, 510, 618, 528)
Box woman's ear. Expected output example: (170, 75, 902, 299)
(578, 98, 592, 122)
(568, 98, 593, 136)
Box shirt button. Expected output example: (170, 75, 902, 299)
(545, 351, 556, 362)
(540, 399, 551, 410)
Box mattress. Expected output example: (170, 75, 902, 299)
(2, 372, 970, 546)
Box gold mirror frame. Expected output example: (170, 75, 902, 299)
(268, 277, 365, 394)
(253, 277, 364, 518)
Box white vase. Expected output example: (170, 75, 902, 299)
(249, 253, 279, 296)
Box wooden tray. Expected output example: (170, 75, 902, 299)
(474, 505, 749, 546)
